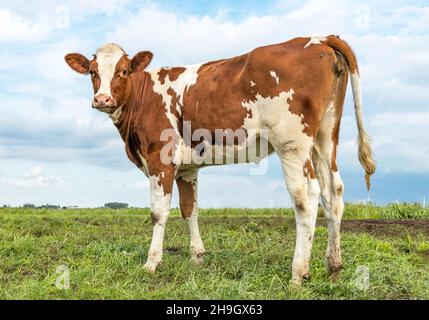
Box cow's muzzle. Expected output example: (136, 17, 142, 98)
(92, 94, 116, 109)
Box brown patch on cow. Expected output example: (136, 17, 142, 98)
(183, 54, 252, 139)
(166, 87, 181, 117)
(304, 159, 316, 179)
(293, 188, 308, 212)
(336, 184, 344, 196)
(157, 69, 170, 84)
(158, 67, 187, 84)
(176, 176, 196, 218)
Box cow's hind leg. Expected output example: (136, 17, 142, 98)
(176, 171, 205, 265)
(275, 144, 320, 286)
(313, 101, 346, 279)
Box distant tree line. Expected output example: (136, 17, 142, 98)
(104, 202, 129, 209)
(23, 204, 63, 209)
(0, 202, 130, 209)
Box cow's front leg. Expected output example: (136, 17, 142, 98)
(176, 171, 205, 265)
(144, 171, 174, 273)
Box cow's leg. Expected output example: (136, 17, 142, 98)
(176, 171, 205, 264)
(276, 146, 320, 286)
(313, 96, 347, 279)
(144, 170, 175, 273)
(313, 131, 345, 278)
(313, 149, 344, 278)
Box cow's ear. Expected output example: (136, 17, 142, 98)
(130, 51, 153, 72)
(65, 53, 90, 74)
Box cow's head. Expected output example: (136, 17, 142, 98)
(65, 44, 153, 113)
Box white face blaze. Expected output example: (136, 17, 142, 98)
(94, 44, 125, 98)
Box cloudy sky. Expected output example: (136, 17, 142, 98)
(0, 0, 428, 208)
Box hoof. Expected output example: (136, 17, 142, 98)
(143, 261, 158, 273)
(327, 263, 342, 282)
(302, 272, 311, 280)
(190, 252, 205, 266)
(329, 270, 341, 282)
(289, 277, 303, 287)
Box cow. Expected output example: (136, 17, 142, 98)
(65, 35, 376, 286)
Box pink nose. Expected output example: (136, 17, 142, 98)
(93, 94, 114, 107)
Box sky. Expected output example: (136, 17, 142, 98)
(0, 0, 428, 208)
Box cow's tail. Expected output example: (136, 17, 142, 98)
(326, 35, 376, 190)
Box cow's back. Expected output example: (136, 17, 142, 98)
(183, 37, 340, 138)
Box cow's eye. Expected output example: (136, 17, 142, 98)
(121, 69, 128, 77)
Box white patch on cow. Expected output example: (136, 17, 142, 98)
(317, 101, 336, 149)
(109, 106, 123, 124)
(95, 44, 125, 97)
(325, 169, 345, 269)
(150, 64, 202, 133)
(186, 213, 205, 263)
(150, 175, 170, 216)
(144, 175, 172, 273)
(241, 89, 307, 141)
(270, 71, 279, 85)
(304, 36, 328, 48)
(290, 175, 319, 285)
(314, 101, 337, 202)
(250, 80, 256, 87)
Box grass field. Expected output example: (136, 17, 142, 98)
(0, 203, 428, 299)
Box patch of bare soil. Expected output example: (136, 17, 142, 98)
(339, 219, 429, 238)
(197, 216, 429, 238)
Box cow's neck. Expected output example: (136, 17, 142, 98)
(111, 71, 149, 141)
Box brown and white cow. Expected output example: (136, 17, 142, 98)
(65, 35, 376, 286)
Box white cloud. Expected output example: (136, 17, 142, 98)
(27, 165, 43, 178)
(0, 9, 50, 42)
(1, 165, 64, 188)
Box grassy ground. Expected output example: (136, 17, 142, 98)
(0, 204, 428, 299)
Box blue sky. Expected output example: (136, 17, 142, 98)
(0, 0, 428, 207)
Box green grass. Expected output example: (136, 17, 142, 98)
(0, 204, 428, 299)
